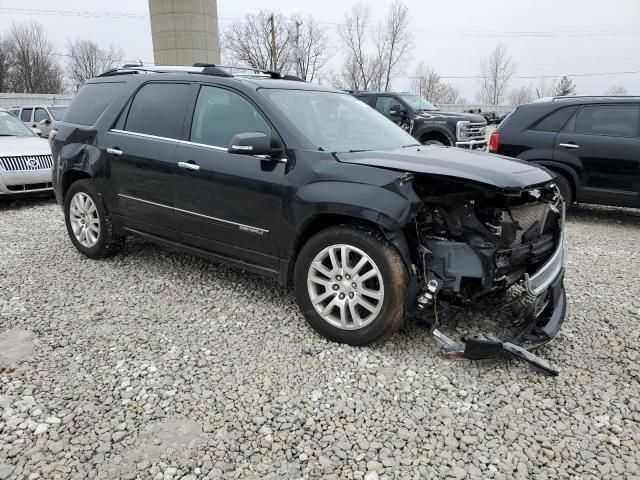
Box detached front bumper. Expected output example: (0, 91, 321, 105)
(433, 205, 567, 375)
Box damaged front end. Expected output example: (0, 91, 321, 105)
(403, 176, 566, 375)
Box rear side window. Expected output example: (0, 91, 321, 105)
(574, 105, 640, 137)
(124, 83, 190, 139)
(65, 82, 123, 125)
(20, 108, 32, 122)
(533, 106, 577, 131)
(190, 85, 271, 148)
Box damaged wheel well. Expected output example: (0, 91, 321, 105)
(288, 214, 411, 286)
(62, 170, 92, 200)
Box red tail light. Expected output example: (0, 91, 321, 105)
(488, 131, 500, 153)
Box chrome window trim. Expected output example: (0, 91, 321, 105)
(117, 193, 269, 234)
(110, 129, 179, 143)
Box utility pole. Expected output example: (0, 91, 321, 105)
(294, 20, 303, 78)
(269, 14, 277, 71)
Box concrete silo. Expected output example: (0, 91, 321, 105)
(148, 0, 220, 66)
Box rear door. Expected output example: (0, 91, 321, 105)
(554, 104, 640, 206)
(173, 84, 285, 272)
(104, 82, 192, 240)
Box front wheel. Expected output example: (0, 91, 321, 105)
(294, 226, 407, 345)
(64, 179, 125, 259)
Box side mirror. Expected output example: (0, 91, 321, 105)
(32, 128, 42, 136)
(228, 132, 282, 157)
(41, 119, 51, 125)
(389, 104, 407, 118)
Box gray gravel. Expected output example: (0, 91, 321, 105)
(1, 197, 639, 480)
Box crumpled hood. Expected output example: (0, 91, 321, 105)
(0, 136, 51, 156)
(336, 145, 553, 191)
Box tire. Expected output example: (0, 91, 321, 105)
(422, 139, 445, 146)
(64, 179, 125, 259)
(553, 172, 573, 207)
(294, 225, 407, 346)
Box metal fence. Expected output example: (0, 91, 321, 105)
(0, 93, 74, 109)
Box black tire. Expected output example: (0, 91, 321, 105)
(553, 172, 573, 206)
(422, 139, 445, 146)
(64, 179, 125, 259)
(294, 225, 407, 346)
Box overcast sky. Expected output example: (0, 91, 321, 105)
(1, 0, 639, 100)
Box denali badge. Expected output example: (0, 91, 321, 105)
(26, 157, 39, 169)
(239, 225, 264, 235)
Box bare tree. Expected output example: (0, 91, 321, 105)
(508, 85, 535, 106)
(477, 43, 516, 105)
(222, 11, 294, 73)
(338, 3, 379, 90)
(337, 2, 412, 91)
(291, 16, 330, 82)
(0, 36, 11, 92)
(554, 76, 576, 96)
(327, 54, 362, 90)
(6, 21, 63, 93)
(379, 1, 411, 91)
(410, 63, 458, 104)
(534, 77, 557, 98)
(604, 84, 628, 95)
(66, 39, 122, 92)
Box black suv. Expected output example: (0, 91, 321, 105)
(490, 96, 640, 207)
(51, 65, 566, 367)
(352, 91, 487, 149)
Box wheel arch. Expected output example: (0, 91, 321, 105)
(61, 169, 92, 200)
(530, 160, 579, 199)
(415, 127, 454, 146)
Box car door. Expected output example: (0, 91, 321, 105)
(374, 95, 411, 131)
(554, 104, 640, 207)
(33, 108, 52, 137)
(173, 84, 285, 272)
(104, 82, 192, 241)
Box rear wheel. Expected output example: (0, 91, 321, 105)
(64, 179, 125, 258)
(294, 226, 407, 345)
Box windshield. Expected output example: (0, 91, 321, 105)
(261, 89, 419, 153)
(0, 112, 37, 137)
(48, 106, 67, 120)
(399, 94, 438, 111)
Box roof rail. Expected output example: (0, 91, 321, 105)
(551, 95, 640, 101)
(96, 63, 299, 81)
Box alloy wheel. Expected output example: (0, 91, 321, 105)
(69, 192, 100, 248)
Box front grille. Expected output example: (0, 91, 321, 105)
(0, 155, 53, 171)
(458, 122, 487, 140)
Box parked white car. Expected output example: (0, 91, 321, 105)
(9, 105, 67, 138)
(0, 109, 53, 197)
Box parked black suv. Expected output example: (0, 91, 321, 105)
(352, 91, 487, 149)
(490, 96, 640, 207)
(51, 65, 566, 369)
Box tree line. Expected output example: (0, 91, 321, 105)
(0, 21, 122, 94)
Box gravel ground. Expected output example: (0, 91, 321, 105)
(0, 197, 639, 480)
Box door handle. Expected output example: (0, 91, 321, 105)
(106, 148, 123, 156)
(178, 161, 200, 171)
(559, 143, 579, 149)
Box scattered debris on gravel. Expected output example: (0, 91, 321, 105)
(1, 198, 639, 479)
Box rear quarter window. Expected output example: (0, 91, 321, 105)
(64, 82, 124, 125)
(532, 106, 578, 131)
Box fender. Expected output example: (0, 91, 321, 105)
(413, 125, 455, 145)
(530, 160, 580, 190)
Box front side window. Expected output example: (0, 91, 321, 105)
(574, 105, 640, 137)
(125, 83, 191, 139)
(34, 108, 50, 123)
(374, 96, 397, 117)
(262, 89, 418, 153)
(190, 85, 271, 148)
(398, 94, 438, 111)
(20, 108, 32, 122)
(0, 112, 37, 137)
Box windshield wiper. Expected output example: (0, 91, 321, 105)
(0, 134, 18, 136)
(401, 143, 420, 148)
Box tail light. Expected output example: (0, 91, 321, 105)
(48, 129, 57, 147)
(488, 131, 500, 153)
